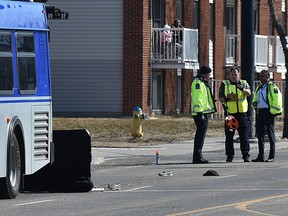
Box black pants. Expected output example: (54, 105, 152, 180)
(193, 113, 208, 161)
(225, 113, 250, 159)
(256, 108, 275, 160)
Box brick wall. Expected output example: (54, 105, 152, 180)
(163, 69, 177, 114)
(162, 0, 177, 115)
(181, 0, 194, 114)
(181, 70, 193, 113)
(162, 0, 194, 115)
(214, 1, 225, 80)
(198, 0, 210, 66)
(259, 0, 283, 82)
(182, 0, 193, 28)
(259, 1, 269, 35)
(123, 0, 286, 116)
(123, 0, 151, 115)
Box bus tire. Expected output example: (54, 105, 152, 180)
(0, 133, 21, 199)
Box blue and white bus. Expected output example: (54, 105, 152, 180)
(0, 0, 53, 198)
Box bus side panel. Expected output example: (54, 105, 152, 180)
(28, 104, 52, 174)
(34, 31, 51, 97)
(0, 121, 8, 178)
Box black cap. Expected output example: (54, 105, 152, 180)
(199, 65, 211, 74)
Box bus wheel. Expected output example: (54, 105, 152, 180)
(0, 133, 21, 199)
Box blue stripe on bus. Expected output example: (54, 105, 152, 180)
(0, 99, 51, 104)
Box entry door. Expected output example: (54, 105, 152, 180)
(152, 72, 163, 113)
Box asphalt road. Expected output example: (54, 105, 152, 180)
(1, 134, 288, 216)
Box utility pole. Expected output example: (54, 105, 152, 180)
(241, 0, 255, 138)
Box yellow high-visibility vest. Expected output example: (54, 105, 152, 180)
(191, 77, 216, 116)
(223, 80, 248, 114)
(252, 81, 282, 116)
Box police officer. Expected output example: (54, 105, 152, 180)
(219, 67, 251, 162)
(191, 65, 216, 164)
(251, 70, 282, 162)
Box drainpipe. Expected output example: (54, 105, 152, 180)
(150, 0, 154, 116)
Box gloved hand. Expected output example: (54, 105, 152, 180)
(224, 97, 230, 102)
(236, 83, 244, 91)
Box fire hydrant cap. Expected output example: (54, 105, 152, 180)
(133, 106, 142, 111)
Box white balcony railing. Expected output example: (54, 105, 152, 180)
(255, 35, 268, 67)
(152, 27, 199, 69)
(225, 34, 287, 72)
(151, 30, 287, 71)
(275, 36, 287, 67)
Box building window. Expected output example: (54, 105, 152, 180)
(0, 32, 13, 92)
(177, 0, 182, 21)
(210, 2, 215, 40)
(152, 72, 163, 112)
(282, 0, 286, 35)
(17, 32, 36, 92)
(152, 0, 165, 28)
(193, 0, 199, 29)
(224, 0, 236, 34)
(282, 11, 287, 34)
(254, 0, 259, 34)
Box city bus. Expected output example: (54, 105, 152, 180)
(0, 0, 53, 198)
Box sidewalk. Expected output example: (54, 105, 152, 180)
(91, 132, 287, 165)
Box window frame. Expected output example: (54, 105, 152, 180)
(0, 31, 14, 94)
(152, 0, 165, 28)
(224, 0, 236, 34)
(16, 31, 37, 94)
(152, 71, 163, 112)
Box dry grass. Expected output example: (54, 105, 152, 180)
(52, 116, 283, 148)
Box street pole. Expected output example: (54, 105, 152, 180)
(241, 0, 255, 138)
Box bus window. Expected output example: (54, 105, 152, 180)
(0, 32, 13, 91)
(17, 32, 36, 92)
(0, 33, 12, 52)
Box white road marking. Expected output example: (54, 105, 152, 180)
(279, 165, 288, 169)
(126, 188, 288, 192)
(94, 147, 166, 151)
(122, 185, 152, 192)
(210, 175, 237, 179)
(14, 200, 54, 206)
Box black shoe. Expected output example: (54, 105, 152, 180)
(265, 158, 274, 162)
(193, 159, 210, 164)
(226, 158, 233, 162)
(251, 158, 264, 162)
(243, 157, 250, 162)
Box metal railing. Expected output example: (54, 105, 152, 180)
(152, 31, 286, 69)
(255, 35, 268, 66)
(225, 34, 287, 68)
(152, 27, 198, 63)
(275, 36, 287, 67)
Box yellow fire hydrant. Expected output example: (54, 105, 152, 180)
(132, 106, 146, 138)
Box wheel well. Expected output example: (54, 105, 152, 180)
(14, 125, 25, 177)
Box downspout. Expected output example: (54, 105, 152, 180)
(149, 0, 154, 116)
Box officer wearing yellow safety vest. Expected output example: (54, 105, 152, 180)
(251, 69, 282, 163)
(219, 67, 251, 162)
(191, 65, 216, 164)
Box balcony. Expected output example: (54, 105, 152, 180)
(225, 34, 287, 73)
(151, 27, 199, 70)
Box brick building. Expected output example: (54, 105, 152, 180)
(47, 0, 287, 116)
